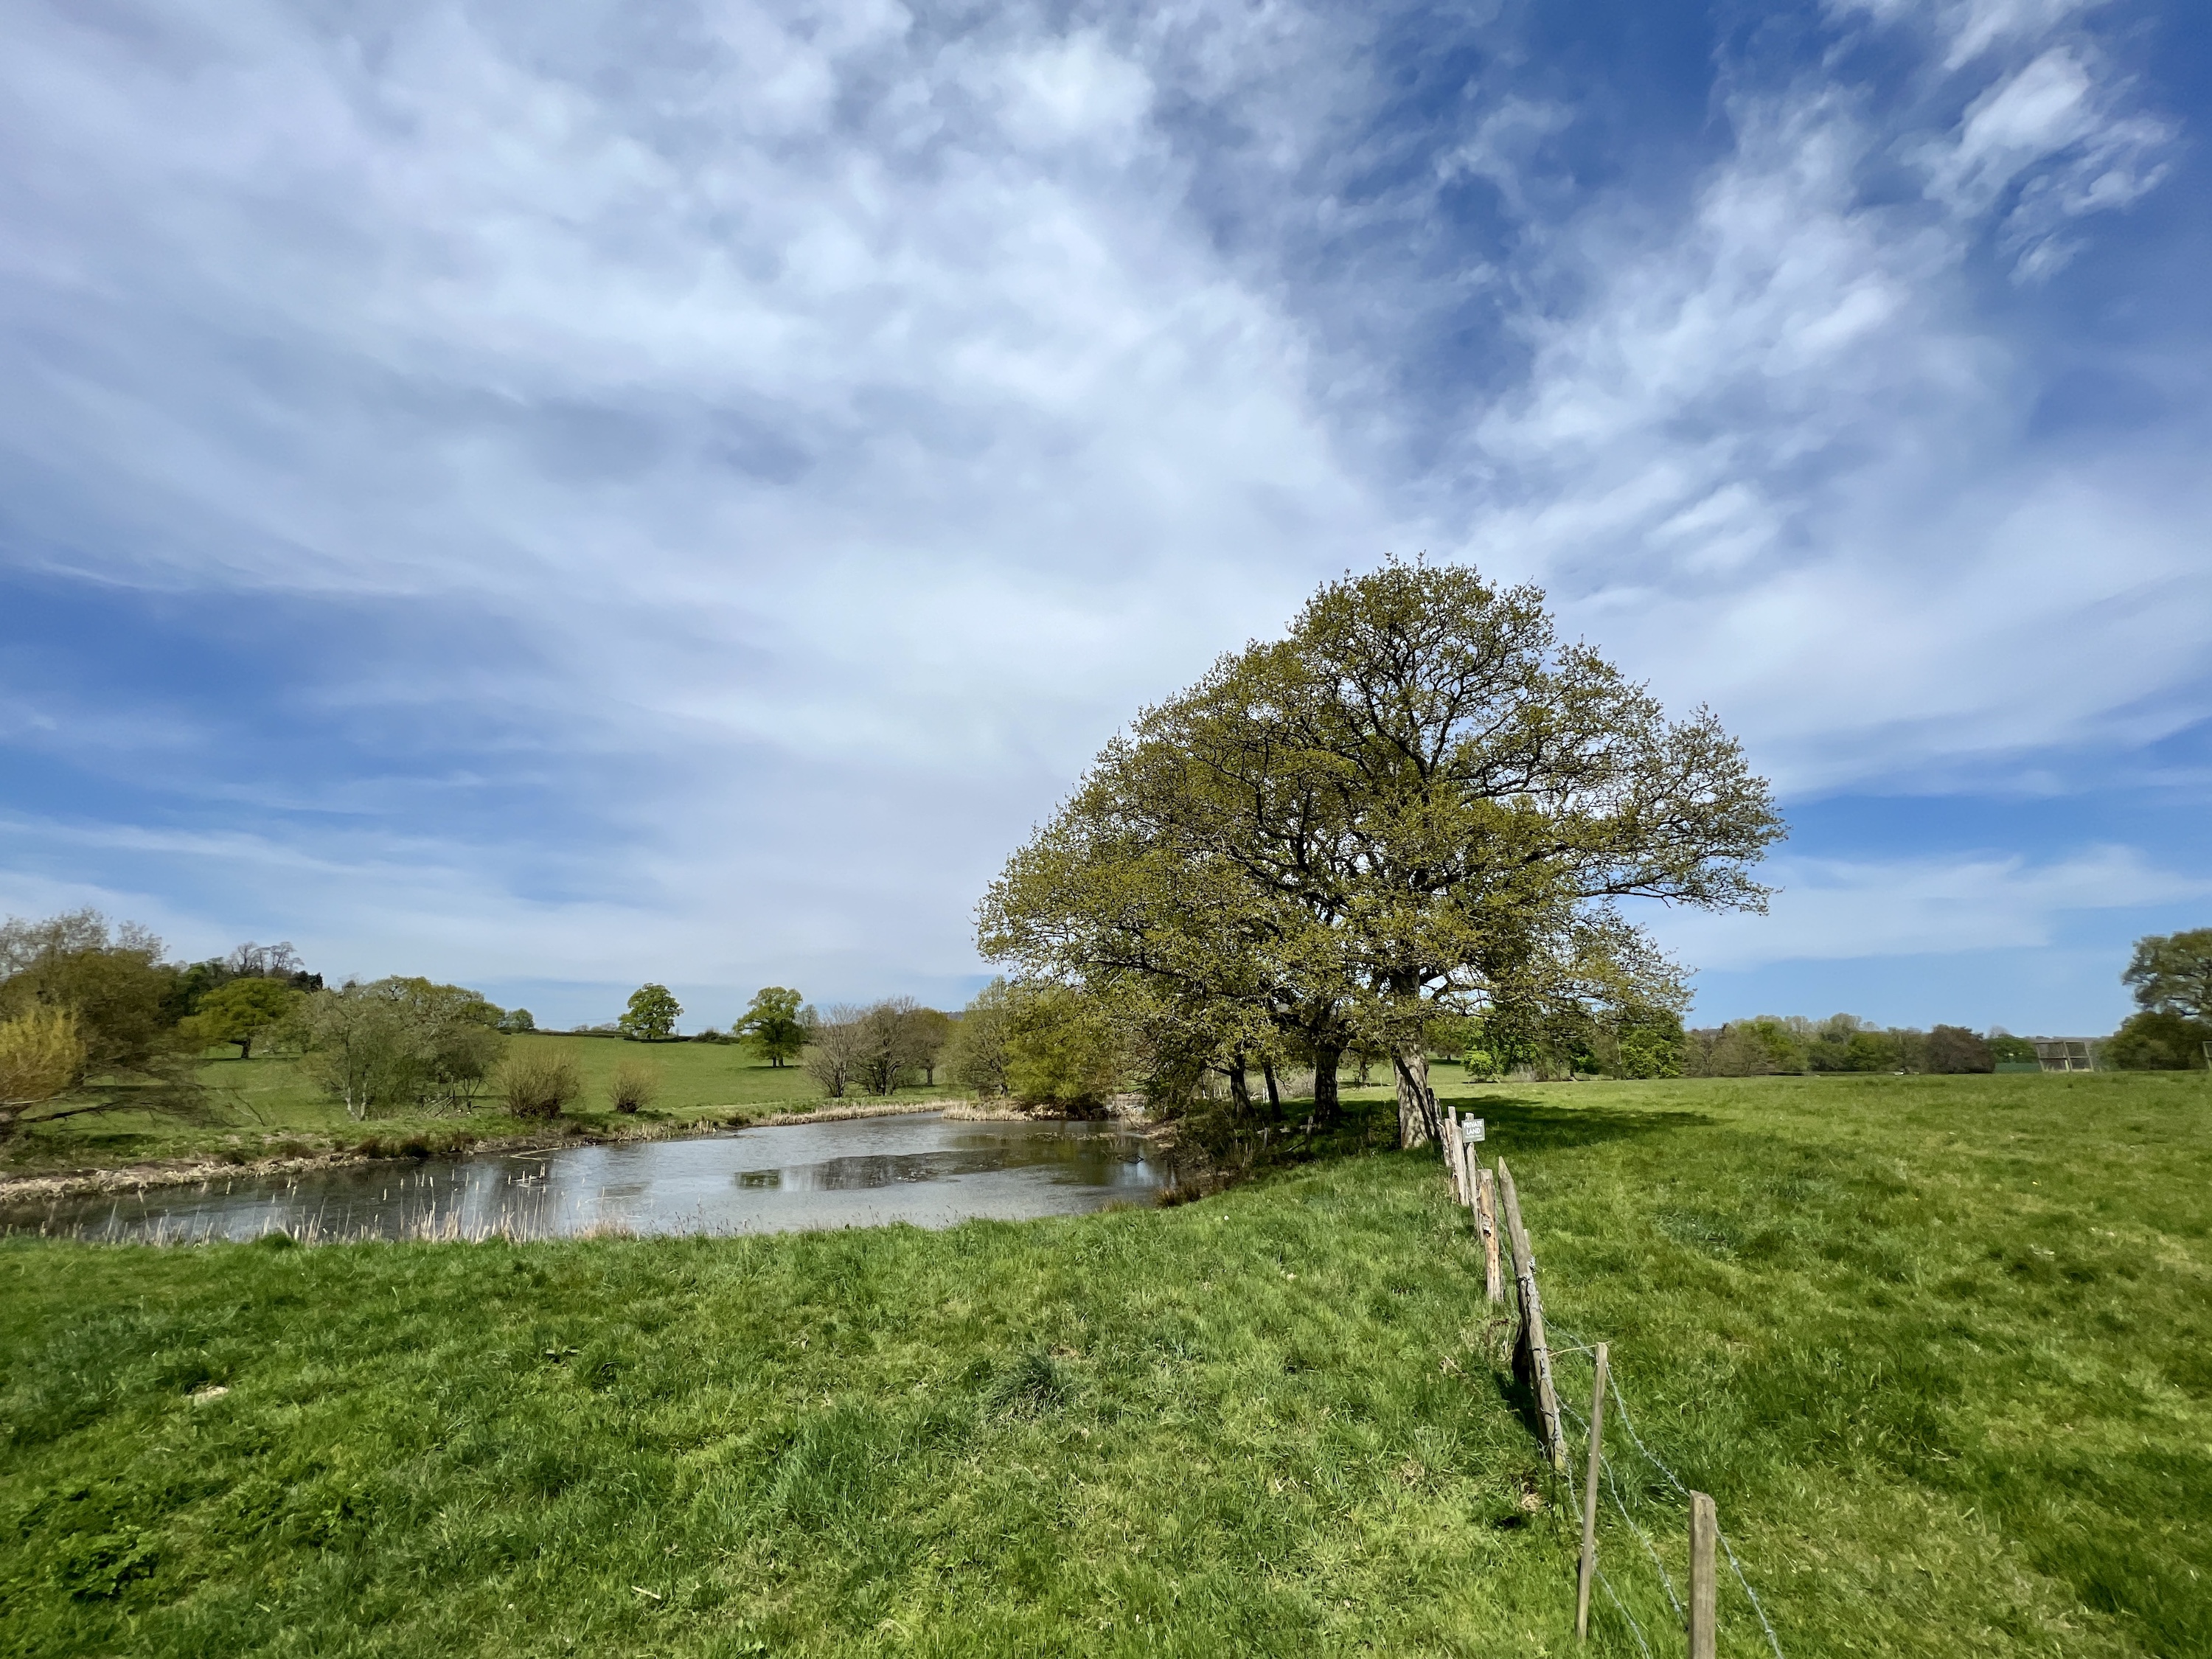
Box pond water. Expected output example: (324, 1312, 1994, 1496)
(3, 1113, 1171, 1244)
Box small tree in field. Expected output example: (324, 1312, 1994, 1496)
(802, 1006, 868, 1099)
(620, 984, 682, 1042)
(1925, 1025, 1994, 1074)
(735, 987, 807, 1066)
(183, 978, 300, 1060)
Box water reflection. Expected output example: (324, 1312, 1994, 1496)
(3, 1113, 1167, 1244)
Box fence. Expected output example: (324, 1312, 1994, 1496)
(1439, 1107, 1786, 1656)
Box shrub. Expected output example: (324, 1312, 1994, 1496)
(944, 981, 1015, 1098)
(2104, 1010, 2212, 1071)
(1005, 984, 1124, 1108)
(499, 1048, 582, 1119)
(299, 978, 509, 1118)
(1925, 1024, 1995, 1074)
(608, 1058, 661, 1114)
(0, 1006, 86, 1119)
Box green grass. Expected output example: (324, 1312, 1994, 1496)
(1, 1072, 2207, 1656)
(1, 1037, 943, 1178)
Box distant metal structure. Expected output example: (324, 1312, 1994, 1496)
(2034, 1039, 2096, 1074)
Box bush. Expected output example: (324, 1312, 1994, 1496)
(0, 1006, 86, 1116)
(608, 1057, 661, 1114)
(0, 911, 178, 1077)
(2104, 1010, 2212, 1071)
(1925, 1024, 1994, 1074)
(944, 981, 1015, 1097)
(499, 1048, 582, 1119)
(1005, 984, 1124, 1109)
(299, 978, 507, 1118)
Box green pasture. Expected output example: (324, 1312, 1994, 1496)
(0, 1036, 956, 1178)
(1, 1072, 2207, 1656)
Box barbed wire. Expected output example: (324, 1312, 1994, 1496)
(1548, 1324, 1786, 1659)
(1562, 1397, 1683, 1619)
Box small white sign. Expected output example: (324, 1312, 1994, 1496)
(1460, 1118, 1485, 1144)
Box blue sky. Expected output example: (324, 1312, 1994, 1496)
(1, 0, 2206, 1034)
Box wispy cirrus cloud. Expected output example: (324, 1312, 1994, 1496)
(0, 0, 2202, 1025)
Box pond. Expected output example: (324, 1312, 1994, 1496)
(3, 1113, 1171, 1244)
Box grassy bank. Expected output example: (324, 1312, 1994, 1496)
(0, 1037, 956, 1183)
(1, 1073, 2206, 1656)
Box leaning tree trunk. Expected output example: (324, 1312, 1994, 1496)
(1261, 1060, 1281, 1119)
(1227, 1051, 1253, 1115)
(1394, 1051, 1441, 1150)
(1311, 1042, 1342, 1124)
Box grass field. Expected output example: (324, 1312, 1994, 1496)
(0, 1036, 946, 1179)
(1, 1071, 2206, 1656)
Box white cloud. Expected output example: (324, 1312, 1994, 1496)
(0, 0, 2199, 1024)
(1652, 845, 2211, 970)
(1431, 15, 2202, 795)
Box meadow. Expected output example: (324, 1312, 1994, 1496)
(1, 1071, 2206, 1657)
(0, 1035, 937, 1181)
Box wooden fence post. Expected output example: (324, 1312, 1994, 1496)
(1576, 1340, 1609, 1642)
(1688, 1491, 1717, 1659)
(1476, 1168, 1503, 1304)
(1445, 1107, 1468, 1203)
(1495, 1158, 1565, 1469)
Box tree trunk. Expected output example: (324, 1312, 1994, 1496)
(1261, 1060, 1281, 1119)
(1394, 1050, 1441, 1150)
(1228, 1052, 1252, 1114)
(1312, 1042, 1342, 1124)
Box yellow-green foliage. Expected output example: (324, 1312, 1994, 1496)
(0, 1006, 85, 1108)
(1004, 983, 1124, 1107)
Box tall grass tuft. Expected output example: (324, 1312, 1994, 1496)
(985, 1347, 1073, 1418)
(497, 1048, 580, 1119)
(607, 1057, 661, 1115)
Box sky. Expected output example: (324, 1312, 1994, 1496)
(1, 0, 2207, 1036)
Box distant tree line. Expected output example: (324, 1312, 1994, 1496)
(1673, 1016, 2014, 1077)
(8, 903, 2201, 1148)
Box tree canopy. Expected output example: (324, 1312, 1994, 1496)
(299, 978, 509, 1119)
(0, 911, 180, 1078)
(979, 560, 1782, 1145)
(183, 977, 300, 1060)
(620, 984, 683, 1042)
(2123, 929, 2212, 1023)
(736, 987, 808, 1067)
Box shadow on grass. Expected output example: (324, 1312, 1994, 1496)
(1434, 1091, 1711, 1155)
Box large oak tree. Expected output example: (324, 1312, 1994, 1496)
(980, 560, 1783, 1147)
